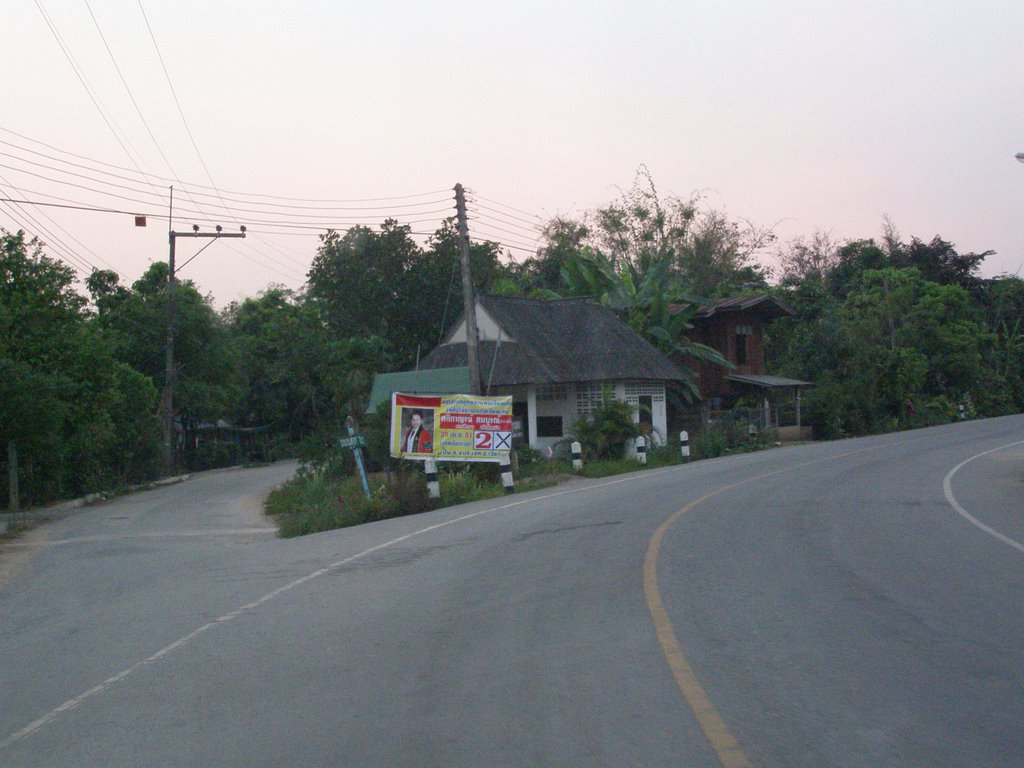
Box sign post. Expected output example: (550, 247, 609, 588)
(344, 416, 371, 501)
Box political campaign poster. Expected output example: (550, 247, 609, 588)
(390, 392, 513, 462)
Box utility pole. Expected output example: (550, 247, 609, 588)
(453, 183, 481, 394)
(162, 224, 246, 475)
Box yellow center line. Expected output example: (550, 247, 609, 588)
(643, 443, 893, 768)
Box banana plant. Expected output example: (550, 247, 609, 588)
(543, 249, 734, 401)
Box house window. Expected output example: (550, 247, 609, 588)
(735, 325, 753, 365)
(537, 384, 567, 402)
(575, 382, 608, 414)
(536, 416, 563, 437)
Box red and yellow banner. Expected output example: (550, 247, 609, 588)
(390, 392, 513, 462)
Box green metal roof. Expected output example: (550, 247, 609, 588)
(366, 366, 472, 413)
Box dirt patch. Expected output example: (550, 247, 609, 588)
(238, 487, 282, 531)
(0, 524, 50, 591)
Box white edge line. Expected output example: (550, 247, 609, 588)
(942, 440, 1024, 556)
(1, 466, 682, 749)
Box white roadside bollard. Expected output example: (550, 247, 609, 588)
(424, 458, 440, 499)
(571, 441, 583, 472)
(499, 454, 514, 494)
(635, 435, 647, 465)
(680, 430, 690, 462)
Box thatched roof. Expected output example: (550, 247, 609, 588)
(419, 294, 687, 386)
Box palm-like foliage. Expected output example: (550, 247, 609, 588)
(541, 249, 733, 402)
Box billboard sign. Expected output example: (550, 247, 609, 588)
(390, 392, 513, 462)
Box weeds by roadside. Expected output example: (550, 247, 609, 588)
(266, 443, 697, 538)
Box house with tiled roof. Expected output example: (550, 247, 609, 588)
(369, 294, 689, 453)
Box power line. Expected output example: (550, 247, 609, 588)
(1, 141, 456, 213)
(0, 196, 149, 217)
(0, 180, 121, 275)
(0, 155, 169, 203)
(0, 199, 94, 275)
(0, 194, 450, 243)
(0, 179, 104, 274)
(0, 128, 454, 205)
(247, 232, 312, 270)
(470, 192, 544, 220)
(32, 0, 160, 191)
(469, 236, 534, 257)
(470, 201, 543, 229)
(1, 155, 456, 222)
(467, 221, 541, 251)
(218, 239, 307, 283)
(84, 0, 178, 190)
(468, 209, 543, 240)
(1, 124, 449, 204)
(135, 0, 230, 218)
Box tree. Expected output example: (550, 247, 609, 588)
(91, 262, 242, 468)
(526, 168, 773, 301)
(901, 236, 991, 292)
(545, 248, 730, 402)
(971, 275, 1024, 413)
(509, 217, 589, 295)
(307, 221, 420, 344)
(1, 231, 160, 504)
(227, 288, 393, 442)
(777, 231, 841, 286)
(307, 219, 511, 368)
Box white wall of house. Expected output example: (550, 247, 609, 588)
(446, 305, 509, 342)
(620, 380, 668, 449)
(494, 380, 669, 456)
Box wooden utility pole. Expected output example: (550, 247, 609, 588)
(453, 183, 482, 394)
(162, 224, 246, 475)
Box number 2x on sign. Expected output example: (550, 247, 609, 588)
(390, 392, 513, 462)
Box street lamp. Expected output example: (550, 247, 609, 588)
(1016, 152, 1024, 164)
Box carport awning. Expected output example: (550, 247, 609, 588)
(725, 374, 813, 389)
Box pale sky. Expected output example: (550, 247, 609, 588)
(4, 0, 1024, 307)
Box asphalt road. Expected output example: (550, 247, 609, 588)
(1, 417, 1022, 767)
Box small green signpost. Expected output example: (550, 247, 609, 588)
(338, 435, 367, 450)
(342, 416, 372, 500)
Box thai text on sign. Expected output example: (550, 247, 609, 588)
(390, 392, 513, 462)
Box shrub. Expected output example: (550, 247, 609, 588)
(367, 464, 429, 521)
(571, 398, 639, 460)
(267, 472, 369, 537)
(693, 427, 727, 459)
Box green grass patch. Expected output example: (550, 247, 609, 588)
(266, 442, 734, 537)
(266, 473, 372, 538)
(267, 464, 515, 538)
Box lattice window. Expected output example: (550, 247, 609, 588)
(575, 382, 609, 414)
(623, 381, 665, 404)
(537, 383, 568, 402)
